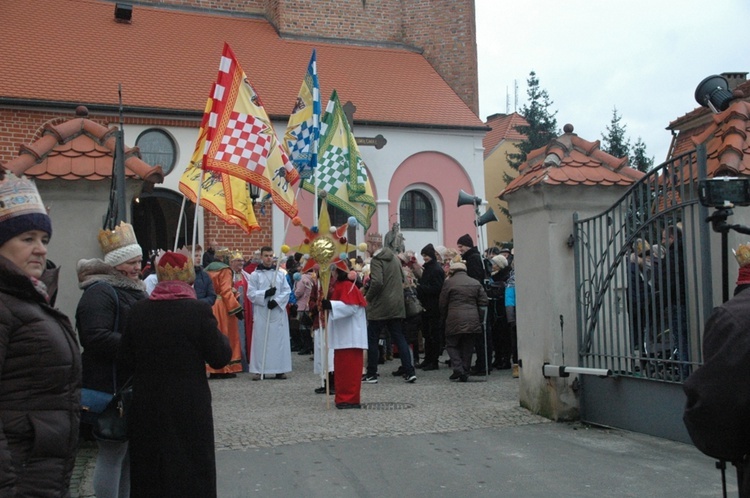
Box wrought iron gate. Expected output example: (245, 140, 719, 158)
(573, 145, 714, 442)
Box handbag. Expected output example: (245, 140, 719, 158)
(93, 377, 133, 442)
(80, 388, 113, 425)
(404, 287, 424, 317)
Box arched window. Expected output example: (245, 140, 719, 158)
(400, 190, 434, 229)
(136, 129, 177, 175)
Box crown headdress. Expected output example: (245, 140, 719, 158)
(98, 222, 142, 267)
(156, 251, 195, 283)
(734, 243, 750, 267)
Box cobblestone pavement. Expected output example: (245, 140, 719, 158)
(71, 352, 545, 496)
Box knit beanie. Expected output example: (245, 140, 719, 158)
(156, 251, 195, 284)
(0, 172, 52, 246)
(98, 222, 143, 267)
(491, 254, 508, 270)
(457, 233, 473, 247)
(421, 243, 437, 260)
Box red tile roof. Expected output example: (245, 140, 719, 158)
(498, 124, 644, 198)
(667, 80, 750, 158)
(2, 107, 164, 183)
(0, 0, 484, 130)
(483, 113, 527, 158)
(691, 99, 750, 177)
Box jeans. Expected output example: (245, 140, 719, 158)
(367, 318, 414, 376)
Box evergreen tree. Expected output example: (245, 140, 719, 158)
(631, 137, 654, 173)
(505, 71, 559, 175)
(601, 107, 631, 158)
(500, 71, 559, 222)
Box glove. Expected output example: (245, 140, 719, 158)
(289, 304, 298, 315)
(236, 310, 244, 321)
(321, 299, 332, 311)
(268, 300, 279, 310)
(264, 287, 276, 298)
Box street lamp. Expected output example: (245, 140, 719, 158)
(250, 183, 260, 205)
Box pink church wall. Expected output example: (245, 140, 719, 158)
(389, 151, 477, 249)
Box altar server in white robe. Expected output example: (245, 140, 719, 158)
(245, 246, 292, 379)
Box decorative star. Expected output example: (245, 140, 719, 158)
(284, 196, 365, 295)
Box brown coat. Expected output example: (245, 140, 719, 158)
(439, 269, 488, 336)
(0, 256, 82, 496)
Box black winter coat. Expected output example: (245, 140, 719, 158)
(119, 293, 231, 497)
(462, 246, 485, 283)
(0, 255, 82, 497)
(75, 259, 147, 394)
(416, 258, 445, 313)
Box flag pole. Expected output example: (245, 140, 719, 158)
(173, 196, 187, 252)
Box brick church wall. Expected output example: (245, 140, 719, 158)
(0, 108, 273, 254)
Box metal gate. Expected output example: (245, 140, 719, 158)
(573, 145, 714, 442)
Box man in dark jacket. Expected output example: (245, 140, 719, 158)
(416, 243, 445, 370)
(457, 233, 491, 374)
(683, 262, 750, 494)
(457, 233, 485, 283)
(362, 246, 416, 383)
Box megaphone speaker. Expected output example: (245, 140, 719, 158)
(457, 189, 482, 207)
(475, 207, 499, 227)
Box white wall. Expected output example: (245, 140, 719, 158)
(122, 120, 486, 255)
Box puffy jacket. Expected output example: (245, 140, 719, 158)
(75, 258, 147, 394)
(439, 268, 488, 336)
(0, 255, 82, 496)
(363, 248, 405, 320)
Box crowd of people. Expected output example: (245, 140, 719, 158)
(0, 169, 523, 496)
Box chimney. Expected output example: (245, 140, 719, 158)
(721, 72, 748, 91)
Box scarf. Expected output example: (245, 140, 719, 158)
(149, 280, 197, 301)
(29, 275, 50, 303)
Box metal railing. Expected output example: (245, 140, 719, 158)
(574, 145, 713, 383)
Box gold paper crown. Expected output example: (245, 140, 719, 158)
(98, 222, 138, 256)
(734, 243, 750, 267)
(156, 251, 195, 284)
(230, 250, 244, 261)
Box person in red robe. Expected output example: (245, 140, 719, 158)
(205, 258, 243, 378)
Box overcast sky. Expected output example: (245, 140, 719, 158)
(475, 0, 749, 164)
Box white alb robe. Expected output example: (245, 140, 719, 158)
(245, 268, 292, 374)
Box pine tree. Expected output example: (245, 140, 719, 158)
(631, 137, 654, 173)
(506, 71, 559, 175)
(601, 107, 631, 158)
(500, 71, 559, 222)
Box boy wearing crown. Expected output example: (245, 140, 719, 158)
(245, 246, 292, 380)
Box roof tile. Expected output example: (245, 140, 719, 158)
(2, 110, 164, 183)
(0, 0, 484, 130)
(499, 124, 645, 199)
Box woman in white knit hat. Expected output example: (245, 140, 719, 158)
(76, 221, 147, 498)
(0, 171, 82, 496)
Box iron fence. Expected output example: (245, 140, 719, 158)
(574, 145, 713, 383)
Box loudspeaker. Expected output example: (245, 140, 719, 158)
(457, 189, 482, 207)
(695, 74, 733, 113)
(474, 207, 498, 227)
